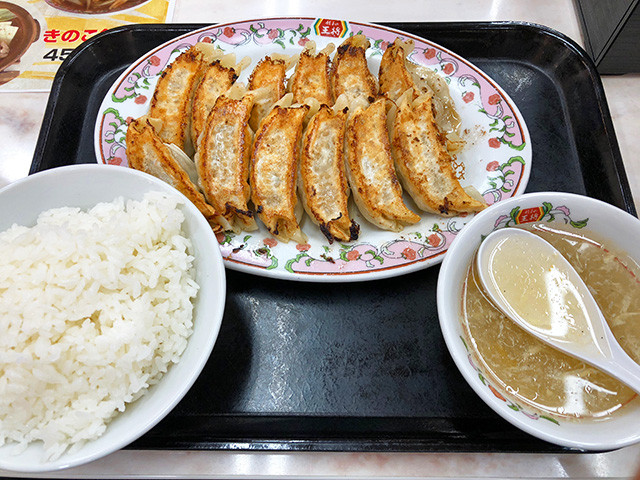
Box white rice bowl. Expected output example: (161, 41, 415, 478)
(0, 165, 226, 472)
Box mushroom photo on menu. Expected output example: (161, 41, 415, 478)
(0, 8, 17, 59)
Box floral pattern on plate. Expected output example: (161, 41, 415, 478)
(95, 17, 532, 282)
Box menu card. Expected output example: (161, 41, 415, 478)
(0, 0, 174, 92)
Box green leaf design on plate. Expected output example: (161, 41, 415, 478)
(570, 218, 589, 229)
(103, 107, 125, 124)
(499, 137, 526, 151)
(509, 206, 520, 226)
(285, 252, 310, 273)
(112, 90, 136, 103)
(539, 415, 560, 425)
(364, 249, 384, 265)
(266, 255, 278, 270)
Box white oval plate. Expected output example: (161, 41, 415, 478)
(95, 17, 532, 282)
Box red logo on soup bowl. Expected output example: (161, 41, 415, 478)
(516, 206, 544, 224)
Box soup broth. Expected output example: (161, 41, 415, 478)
(462, 223, 640, 419)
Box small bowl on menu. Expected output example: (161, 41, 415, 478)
(0, 164, 226, 472)
(437, 191, 640, 451)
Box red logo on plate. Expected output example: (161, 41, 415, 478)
(516, 207, 544, 224)
(313, 19, 348, 38)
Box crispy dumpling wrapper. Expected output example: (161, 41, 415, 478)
(125, 116, 231, 231)
(193, 42, 251, 70)
(195, 85, 262, 233)
(248, 54, 298, 132)
(148, 46, 206, 157)
(289, 41, 335, 107)
(344, 97, 420, 232)
(299, 102, 359, 243)
(191, 46, 251, 150)
(331, 34, 378, 107)
(406, 60, 465, 154)
(388, 89, 486, 215)
(250, 103, 310, 244)
(379, 37, 465, 154)
(378, 38, 415, 103)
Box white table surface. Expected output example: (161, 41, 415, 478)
(2, 0, 640, 478)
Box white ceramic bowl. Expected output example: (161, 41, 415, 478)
(437, 191, 640, 451)
(0, 164, 226, 472)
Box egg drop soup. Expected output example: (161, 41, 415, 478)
(462, 223, 640, 419)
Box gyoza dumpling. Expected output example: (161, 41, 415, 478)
(190, 44, 250, 149)
(247, 54, 296, 132)
(250, 97, 310, 244)
(125, 116, 230, 232)
(345, 97, 420, 232)
(195, 84, 262, 232)
(289, 41, 334, 106)
(299, 99, 359, 243)
(148, 46, 205, 157)
(378, 38, 415, 102)
(331, 34, 377, 105)
(389, 89, 486, 215)
(381, 38, 466, 154)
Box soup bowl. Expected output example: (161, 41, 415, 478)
(437, 191, 640, 451)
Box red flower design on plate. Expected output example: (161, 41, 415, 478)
(462, 91, 474, 103)
(215, 232, 226, 243)
(346, 249, 360, 261)
(298, 37, 310, 46)
(263, 237, 277, 247)
(488, 94, 501, 105)
(486, 160, 500, 171)
(296, 243, 311, 252)
(442, 63, 454, 75)
(428, 234, 441, 247)
(223, 27, 235, 38)
(148, 55, 161, 66)
(402, 247, 417, 260)
(424, 48, 436, 60)
(134, 94, 147, 104)
(268, 29, 279, 39)
(201, 36, 213, 43)
(488, 384, 506, 401)
(488, 138, 501, 149)
(108, 157, 122, 166)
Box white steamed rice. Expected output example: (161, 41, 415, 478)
(0, 191, 199, 460)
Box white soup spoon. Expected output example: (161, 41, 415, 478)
(476, 227, 640, 394)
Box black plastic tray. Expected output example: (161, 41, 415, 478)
(31, 21, 635, 454)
